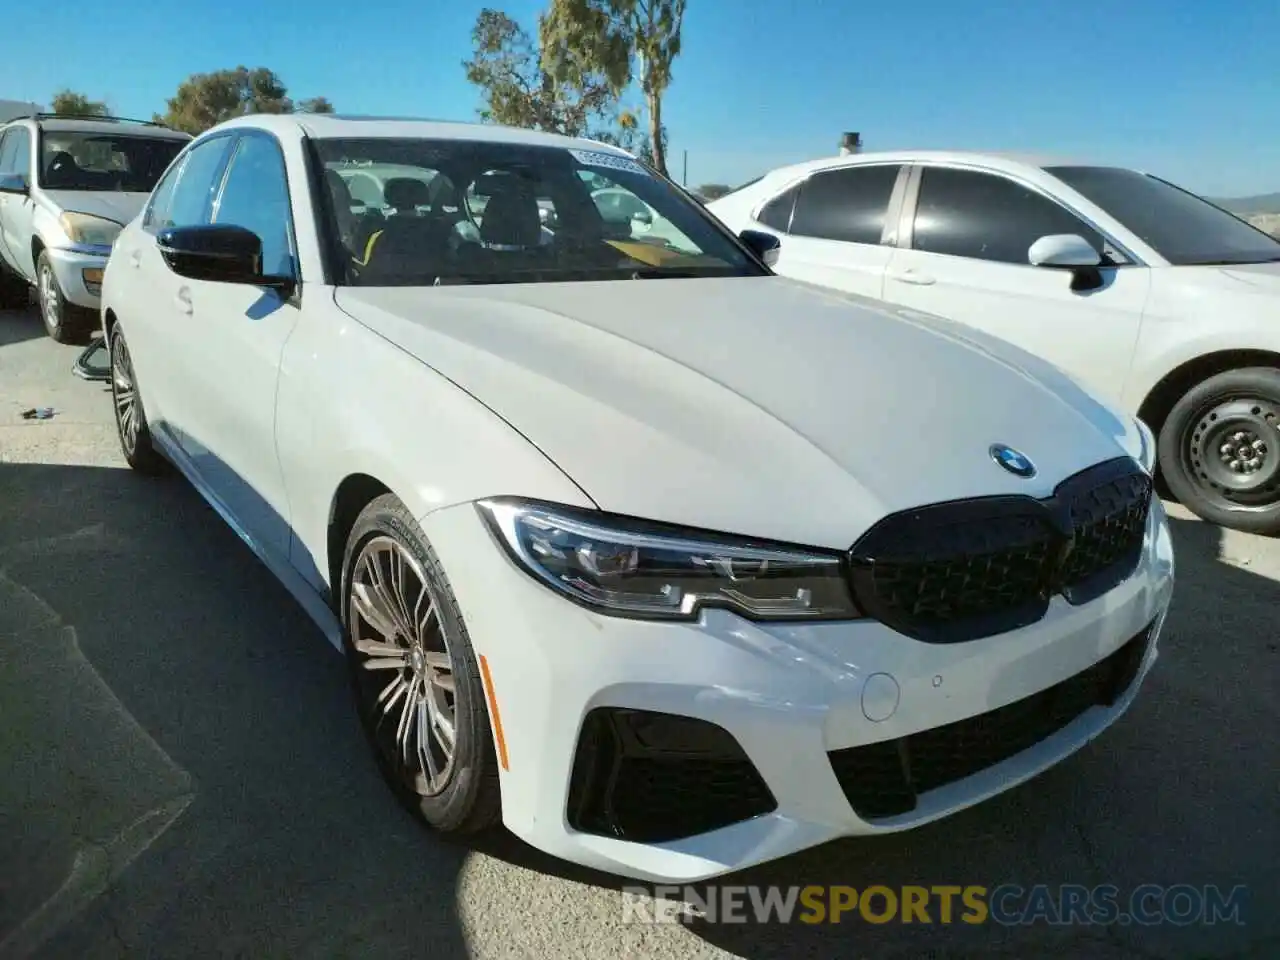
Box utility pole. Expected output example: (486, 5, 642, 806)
(682, 150, 688, 186)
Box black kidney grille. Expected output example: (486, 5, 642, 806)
(1058, 469, 1152, 605)
(849, 458, 1151, 643)
(867, 512, 1056, 623)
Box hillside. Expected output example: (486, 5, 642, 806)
(1212, 193, 1280, 215)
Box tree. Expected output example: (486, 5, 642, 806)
(51, 90, 108, 117)
(694, 183, 731, 200)
(543, 0, 687, 176)
(462, 8, 626, 137)
(155, 67, 334, 134)
(296, 96, 335, 114)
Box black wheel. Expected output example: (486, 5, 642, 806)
(341, 494, 501, 834)
(36, 251, 95, 344)
(109, 325, 165, 474)
(0, 265, 28, 310)
(1158, 366, 1280, 535)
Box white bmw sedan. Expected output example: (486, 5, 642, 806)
(100, 114, 1174, 883)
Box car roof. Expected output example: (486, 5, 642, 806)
(752, 149, 1114, 184)
(212, 113, 633, 155)
(2, 115, 191, 139)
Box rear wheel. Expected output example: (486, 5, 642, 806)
(341, 494, 501, 834)
(37, 251, 95, 344)
(1158, 366, 1280, 535)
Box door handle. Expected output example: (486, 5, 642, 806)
(888, 270, 936, 286)
(175, 287, 193, 315)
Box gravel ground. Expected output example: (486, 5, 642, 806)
(1, 304, 1276, 960)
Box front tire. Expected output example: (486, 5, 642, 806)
(1158, 366, 1280, 535)
(341, 494, 501, 834)
(109, 325, 165, 475)
(37, 251, 94, 344)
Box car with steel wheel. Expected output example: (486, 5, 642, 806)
(99, 114, 1174, 883)
(708, 152, 1280, 535)
(0, 113, 189, 342)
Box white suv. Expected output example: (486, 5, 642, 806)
(0, 113, 190, 341)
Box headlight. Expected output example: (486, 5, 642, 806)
(58, 212, 123, 248)
(477, 498, 861, 622)
(1133, 417, 1157, 474)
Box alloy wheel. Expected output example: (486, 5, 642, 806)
(348, 535, 457, 797)
(39, 263, 62, 336)
(1182, 396, 1280, 509)
(111, 333, 141, 455)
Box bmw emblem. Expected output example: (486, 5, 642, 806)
(990, 443, 1036, 478)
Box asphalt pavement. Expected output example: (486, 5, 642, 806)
(1, 303, 1276, 960)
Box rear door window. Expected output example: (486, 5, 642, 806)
(789, 165, 902, 244)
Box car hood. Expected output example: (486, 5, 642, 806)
(40, 190, 148, 225)
(1214, 260, 1280, 291)
(335, 278, 1138, 548)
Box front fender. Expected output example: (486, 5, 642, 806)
(276, 299, 596, 597)
(1123, 328, 1280, 415)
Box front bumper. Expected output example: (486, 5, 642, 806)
(44, 245, 109, 309)
(420, 497, 1175, 883)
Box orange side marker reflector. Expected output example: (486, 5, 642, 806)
(478, 654, 510, 771)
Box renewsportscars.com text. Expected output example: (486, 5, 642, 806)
(620, 883, 1248, 926)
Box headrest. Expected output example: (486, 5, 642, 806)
(478, 179, 542, 248)
(384, 177, 431, 212)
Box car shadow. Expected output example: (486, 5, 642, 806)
(2, 449, 1275, 960)
(0, 303, 43, 347)
(475, 514, 1278, 960)
(0, 460, 471, 959)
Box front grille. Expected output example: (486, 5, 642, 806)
(848, 457, 1151, 643)
(829, 622, 1152, 820)
(566, 708, 776, 843)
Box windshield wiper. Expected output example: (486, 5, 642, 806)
(628, 268, 713, 279)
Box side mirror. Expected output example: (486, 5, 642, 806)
(1028, 233, 1105, 292)
(739, 229, 781, 267)
(0, 173, 29, 196)
(1028, 234, 1101, 268)
(157, 224, 294, 294)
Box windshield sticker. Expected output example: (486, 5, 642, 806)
(569, 149, 647, 175)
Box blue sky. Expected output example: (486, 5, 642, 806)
(3, 0, 1276, 197)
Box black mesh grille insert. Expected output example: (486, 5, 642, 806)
(566, 708, 776, 843)
(849, 457, 1152, 643)
(829, 621, 1152, 820)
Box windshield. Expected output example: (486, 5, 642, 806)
(1047, 165, 1280, 266)
(38, 131, 185, 193)
(314, 137, 765, 286)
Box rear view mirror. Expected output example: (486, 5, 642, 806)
(1028, 234, 1101, 268)
(739, 229, 781, 267)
